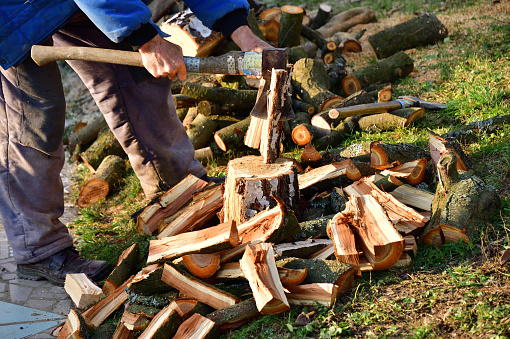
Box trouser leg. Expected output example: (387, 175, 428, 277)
(53, 19, 206, 200)
(0, 51, 73, 264)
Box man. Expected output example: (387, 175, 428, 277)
(0, 0, 271, 286)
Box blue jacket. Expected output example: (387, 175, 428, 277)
(0, 0, 249, 70)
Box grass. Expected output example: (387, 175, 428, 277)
(64, 0, 510, 337)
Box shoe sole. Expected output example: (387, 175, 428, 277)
(17, 266, 65, 286)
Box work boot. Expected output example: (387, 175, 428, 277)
(16, 247, 113, 286)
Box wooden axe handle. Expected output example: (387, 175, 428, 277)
(31, 45, 263, 75)
(332, 100, 412, 119)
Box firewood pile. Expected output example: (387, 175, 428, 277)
(57, 2, 503, 338)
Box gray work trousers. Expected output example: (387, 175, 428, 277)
(0, 16, 206, 264)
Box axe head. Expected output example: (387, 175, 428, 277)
(249, 48, 295, 121)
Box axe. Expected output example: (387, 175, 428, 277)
(327, 96, 447, 119)
(30, 45, 294, 120)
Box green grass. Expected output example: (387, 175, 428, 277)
(65, 0, 510, 337)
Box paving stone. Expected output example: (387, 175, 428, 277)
(49, 285, 66, 294)
(51, 299, 72, 316)
(0, 258, 15, 265)
(0, 282, 6, 293)
(24, 298, 56, 311)
(9, 283, 33, 303)
(1, 272, 17, 280)
(9, 278, 47, 288)
(31, 333, 57, 339)
(0, 261, 16, 273)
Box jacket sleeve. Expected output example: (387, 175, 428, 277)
(73, 0, 159, 47)
(184, 0, 250, 38)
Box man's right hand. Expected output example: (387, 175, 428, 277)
(138, 35, 187, 80)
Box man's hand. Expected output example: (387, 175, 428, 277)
(231, 25, 273, 52)
(138, 35, 187, 80)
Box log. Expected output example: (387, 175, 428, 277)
(298, 159, 361, 190)
(168, 298, 214, 321)
(258, 19, 280, 41)
(68, 115, 107, 153)
(316, 7, 376, 38)
(181, 82, 258, 111)
(215, 262, 307, 287)
(300, 24, 330, 50)
(422, 152, 501, 245)
(222, 156, 299, 224)
(182, 106, 199, 129)
(378, 88, 392, 102)
(160, 10, 224, 57)
(127, 264, 174, 296)
(80, 126, 126, 171)
(214, 116, 251, 152)
(111, 321, 134, 339)
(310, 3, 332, 29)
(285, 283, 341, 308)
(289, 45, 308, 64)
(186, 113, 218, 150)
(373, 173, 404, 193)
(103, 243, 140, 296)
(122, 310, 150, 332)
(309, 243, 335, 260)
(196, 100, 224, 117)
(173, 94, 196, 110)
(64, 273, 104, 310)
(389, 184, 434, 211)
(273, 239, 333, 259)
(291, 58, 342, 112)
(276, 258, 354, 287)
(369, 12, 448, 59)
(182, 253, 221, 279)
(161, 263, 240, 309)
(370, 141, 431, 168)
(82, 276, 134, 328)
(358, 107, 425, 132)
(136, 174, 208, 236)
(378, 158, 428, 186)
(277, 5, 304, 48)
(312, 117, 357, 150)
(148, 220, 238, 264)
(157, 184, 223, 238)
(293, 214, 335, 241)
(247, 9, 266, 42)
(194, 147, 214, 166)
(327, 210, 359, 266)
(291, 99, 316, 115)
(173, 313, 218, 339)
(58, 309, 88, 339)
(300, 142, 323, 167)
(342, 51, 414, 96)
(138, 305, 181, 339)
(239, 243, 290, 314)
(428, 130, 470, 171)
(207, 298, 260, 332)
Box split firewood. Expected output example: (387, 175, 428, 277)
(289, 112, 314, 146)
(215, 262, 307, 287)
(309, 243, 335, 260)
(222, 156, 299, 224)
(293, 214, 335, 241)
(260, 68, 289, 163)
(68, 115, 107, 155)
(298, 159, 361, 190)
(277, 5, 304, 48)
(207, 298, 261, 332)
(160, 10, 224, 57)
(372, 173, 404, 192)
(58, 309, 88, 339)
(244, 114, 265, 149)
(138, 305, 181, 339)
(316, 7, 376, 38)
(369, 12, 448, 59)
(285, 283, 341, 308)
(358, 107, 425, 132)
(161, 263, 240, 309)
(111, 321, 134, 339)
(370, 141, 431, 168)
(82, 276, 135, 328)
(181, 82, 258, 111)
(259, 8, 281, 21)
(148, 220, 239, 264)
(214, 116, 251, 152)
(389, 184, 434, 211)
(300, 143, 323, 167)
(404, 235, 418, 256)
(186, 113, 218, 150)
(327, 209, 360, 267)
(310, 3, 332, 29)
(136, 174, 208, 236)
(80, 126, 126, 172)
(218, 240, 261, 264)
(122, 310, 150, 332)
(428, 130, 470, 171)
(274, 239, 333, 259)
(344, 178, 429, 236)
(240, 243, 290, 314)
(422, 151, 501, 246)
(173, 313, 218, 339)
(157, 183, 223, 238)
(377, 158, 428, 186)
(77, 154, 126, 208)
(342, 51, 414, 96)
(64, 273, 104, 310)
(103, 243, 140, 296)
(167, 298, 213, 321)
(194, 146, 214, 165)
(182, 253, 221, 279)
(291, 58, 342, 111)
(276, 258, 354, 286)
(127, 264, 175, 296)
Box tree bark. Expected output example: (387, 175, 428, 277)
(277, 5, 304, 48)
(214, 117, 251, 152)
(181, 82, 258, 111)
(186, 113, 218, 150)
